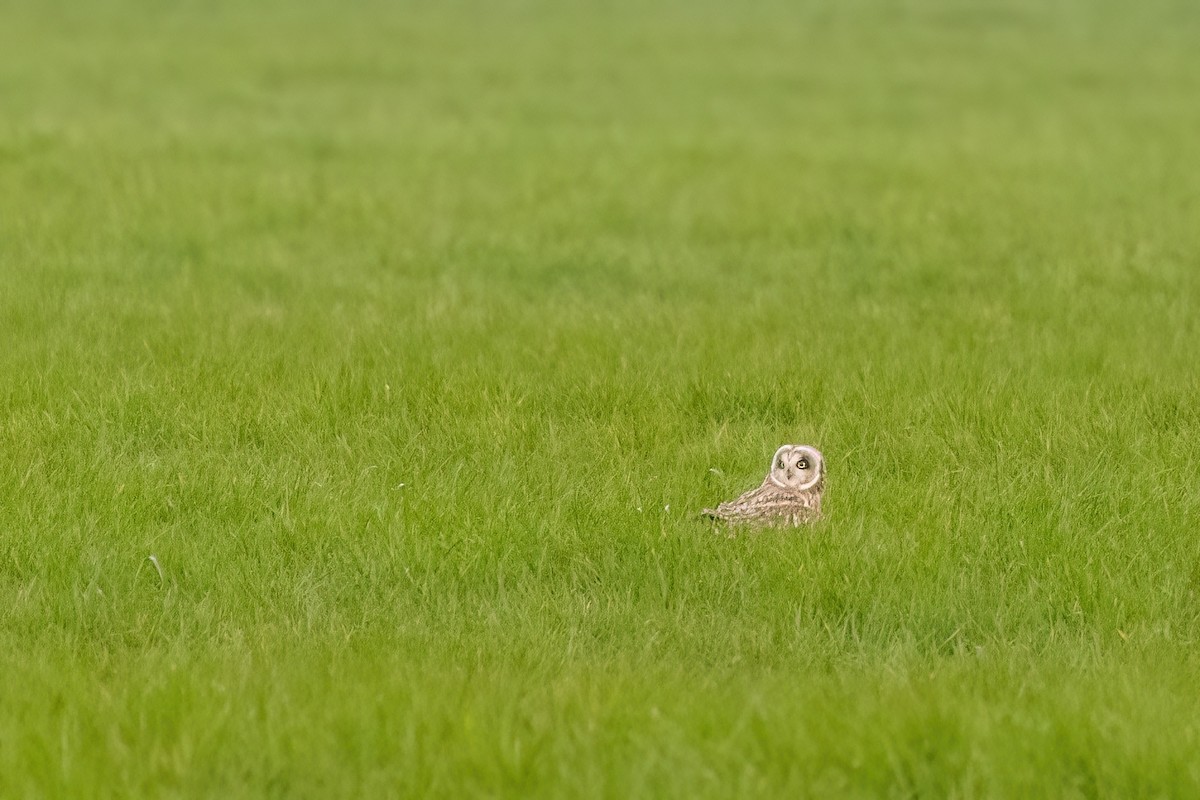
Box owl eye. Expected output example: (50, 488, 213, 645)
(777, 460, 786, 470)
(797, 459, 809, 469)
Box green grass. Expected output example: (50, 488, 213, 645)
(3, 0, 1200, 795)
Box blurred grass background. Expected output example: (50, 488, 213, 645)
(2, 0, 1199, 795)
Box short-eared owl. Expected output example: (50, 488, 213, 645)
(702, 445, 825, 527)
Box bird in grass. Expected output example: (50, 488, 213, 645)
(702, 445, 825, 527)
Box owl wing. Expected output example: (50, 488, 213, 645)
(702, 481, 819, 526)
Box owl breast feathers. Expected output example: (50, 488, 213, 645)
(702, 445, 825, 528)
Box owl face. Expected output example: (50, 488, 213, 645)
(768, 445, 823, 490)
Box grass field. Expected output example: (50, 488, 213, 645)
(3, 0, 1200, 795)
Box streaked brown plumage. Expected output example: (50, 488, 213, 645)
(702, 445, 825, 527)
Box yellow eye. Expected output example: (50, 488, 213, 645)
(777, 460, 786, 470)
(797, 459, 809, 469)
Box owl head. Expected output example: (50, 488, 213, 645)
(767, 445, 824, 491)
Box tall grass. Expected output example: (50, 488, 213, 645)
(2, 0, 1200, 795)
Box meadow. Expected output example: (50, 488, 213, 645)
(2, 0, 1200, 795)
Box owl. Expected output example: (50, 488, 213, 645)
(702, 445, 825, 527)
